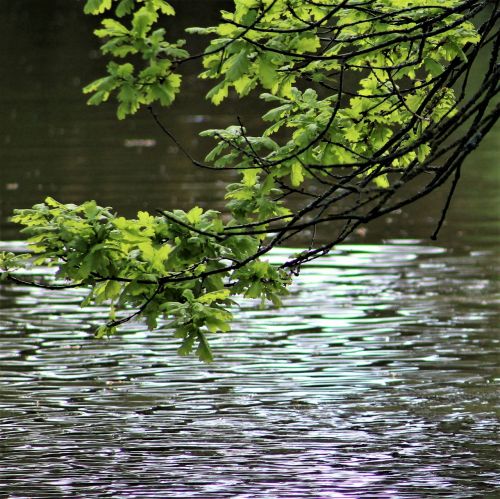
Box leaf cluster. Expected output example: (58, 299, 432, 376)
(5, 0, 498, 360)
(6, 197, 290, 361)
(83, 0, 185, 118)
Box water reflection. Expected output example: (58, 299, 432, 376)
(0, 242, 498, 497)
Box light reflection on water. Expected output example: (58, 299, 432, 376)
(0, 241, 498, 498)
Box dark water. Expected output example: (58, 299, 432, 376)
(0, 1, 499, 498)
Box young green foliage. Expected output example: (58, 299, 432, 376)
(4, 0, 496, 360)
(83, 0, 185, 118)
(5, 197, 289, 361)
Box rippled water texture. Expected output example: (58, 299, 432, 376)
(0, 242, 499, 498)
(1, 1, 499, 497)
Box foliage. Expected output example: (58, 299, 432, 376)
(2, 0, 498, 360)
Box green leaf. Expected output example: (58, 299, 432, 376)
(225, 50, 250, 82)
(262, 104, 290, 122)
(446, 39, 468, 62)
(196, 332, 213, 362)
(117, 83, 140, 119)
(87, 90, 110, 106)
(83, 76, 116, 95)
(113, 62, 134, 79)
(295, 33, 320, 53)
(424, 58, 444, 77)
(242, 168, 259, 187)
(186, 206, 203, 224)
(177, 330, 196, 356)
(258, 53, 278, 90)
(344, 127, 360, 143)
(217, 23, 237, 37)
(84, 0, 112, 15)
(95, 325, 116, 338)
(205, 316, 231, 333)
(104, 280, 122, 300)
(132, 7, 156, 38)
(154, 0, 175, 16)
(149, 83, 175, 106)
(233, 75, 255, 96)
(197, 289, 230, 304)
(96, 18, 129, 37)
(182, 289, 195, 302)
(417, 143, 431, 163)
(116, 0, 134, 17)
(374, 174, 389, 188)
(372, 125, 392, 145)
(290, 162, 304, 187)
(206, 81, 229, 105)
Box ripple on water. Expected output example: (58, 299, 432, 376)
(0, 241, 499, 498)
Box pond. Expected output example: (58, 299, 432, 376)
(0, 1, 499, 497)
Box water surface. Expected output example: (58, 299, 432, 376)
(0, 241, 499, 498)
